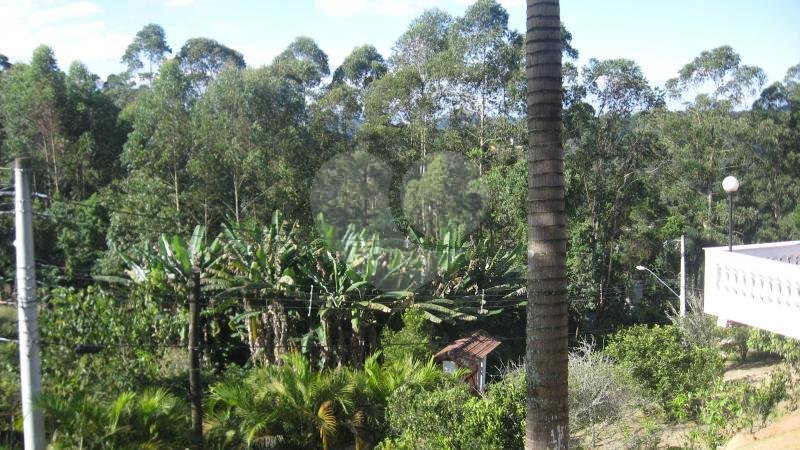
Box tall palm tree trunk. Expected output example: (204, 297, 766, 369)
(525, 1, 569, 448)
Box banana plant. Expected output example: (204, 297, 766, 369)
(119, 225, 219, 347)
(302, 221, 403, 368)
(122, 224, 218, 287)
(205, 211, 300, 365)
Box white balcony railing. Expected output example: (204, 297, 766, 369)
(704, 241, 800, 339)
(704, 241, 800, 340)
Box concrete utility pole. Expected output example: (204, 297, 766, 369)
(188, 266, 203, 448)
(14, 157, 46, 450)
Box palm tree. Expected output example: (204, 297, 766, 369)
(40, 389, 190, 449)
(347, 352, 443, 448)
(205, 352, 354, 449)
(525, 0, 569, 448)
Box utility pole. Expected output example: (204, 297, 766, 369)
(14, 157, 46, 450)
(188, 266, 203, 448)
(679, 235, 686, 316)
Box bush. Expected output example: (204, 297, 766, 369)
(668, 293, 721, 349)
(0, 306, 20, 443)
(40, 388, 190, 449)
(747, 328, 800, 370)
(687, 372, 788, 448)
(380, 380, 471, 450)
(379, 368, 525, 450)
(605, 324, 724, 417)
(380, 309, 435, 364)
(39, 286, 184, 398)
(568, 340, 648, 445)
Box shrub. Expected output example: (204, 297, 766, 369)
(379, 378, 471, 450)
(687, 372, 787, 448)
(568, 340, 648, 445)
(668, 293, 721, 349)
(605, 324, 724, 416)
(379, 368, 525, 450)
(41, 388, 190, 449)
(747, 328, 800, 370)
(39, 286, 183, 397)
(380, 309, 435, 364)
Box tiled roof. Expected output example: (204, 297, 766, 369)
(434, 329, 501, 362)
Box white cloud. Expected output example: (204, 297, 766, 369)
(30, 0, 101, 24)
(315, 0, 526, 18)
(314, 0, 440, 17)
(496, 0, 524, 9)
(227, 42, 282, 68)
(0, 0, 131, 77)
(165, 0, 195, 7)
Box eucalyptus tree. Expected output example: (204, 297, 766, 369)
(448, 0, 523, 173)
(525, 0, 569, 447)
(122, 23, 172, 85)
(122, 59, 192, 218)
(63, 61, 127, 196)
(666, 45, 766, 108)
(102, 72, 140, 109)
(744, 64, 800, 241)
(655, 47, 766, 238)
(0, 57, 123, 200)
(564, 58, 663, 319)
(362, 9, 453, 170)
(326, 45, 388, 138)
(0, 45, 67, 197)
(177, 37, 245, 97)
(271, 36, 330, 93)
(190, 66, 267, 225)
(332, 45, 388, 93)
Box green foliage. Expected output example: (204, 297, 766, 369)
(685, 373, 787, 448)
(0, 306, 20, 443)
(380, 378, 471, 450)
(747, 328, 800, 370)
(39, 286, 184, 397)
(379, 364, 524, 450)
(176, 37, 245, 96)
(1, 9, 799, 448)
(377, 364, 525, 450)
(403, 153, 485, 238)
(380, 309, 435, 363)
(206, 351, 443, 450)
(41, 388, 190, 449)
(605, 324, 724, 415)
(122, 23, 172, 84)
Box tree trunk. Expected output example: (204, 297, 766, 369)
(525, 1, 569, 448)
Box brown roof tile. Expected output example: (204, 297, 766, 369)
(434, 329, 501, 362)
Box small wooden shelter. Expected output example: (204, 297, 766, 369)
(434, 329, 501, 393)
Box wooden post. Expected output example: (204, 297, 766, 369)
(189, 266, 203, 447)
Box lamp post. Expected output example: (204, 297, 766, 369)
(722, 176, 739, 252)
(636, 264, 684, 315)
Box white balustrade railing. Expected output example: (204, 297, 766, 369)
(704, 242, 800, 340)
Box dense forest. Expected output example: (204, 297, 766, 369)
(0, 0, 799, 448)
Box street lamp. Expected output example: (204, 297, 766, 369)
(636, 264, 685, 315)
(722, 176, 739, 252)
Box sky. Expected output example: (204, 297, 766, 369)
(1, 0, 799, 89)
